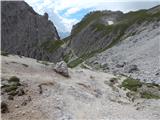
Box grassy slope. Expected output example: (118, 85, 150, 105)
(40, 40, 64, 53)
(71, 11, 107, 36)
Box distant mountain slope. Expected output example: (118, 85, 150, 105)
(68, 10, 123, 56)
(1, 1, 63, 62)
(87, 20, 160, 83)
(62, 5, 160, 83)
(64, 5, 160, 68)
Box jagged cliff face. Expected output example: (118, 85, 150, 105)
(1, 1, 63, 62)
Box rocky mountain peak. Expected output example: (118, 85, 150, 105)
(1, 1, 63, 62)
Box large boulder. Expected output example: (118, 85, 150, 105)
(54, 61, 69, 77)
(116, 62, 126, 68)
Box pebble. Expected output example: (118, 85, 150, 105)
(15, 105, 19, 108)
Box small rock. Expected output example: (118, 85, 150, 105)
(1, 101, 9, 113)
(28, 96, 32, 101)
(136, 107, 141, 110)
(21, 96, 31, 106)
(94, 89, 102, 98)
(109, 78, 118, 84)
(127, 65, 139, 73)
(17, 88, 25, 96)
(21, 111, 26, 115)
(15, 105, 19, 108)
(8, 95, 14, 100)
(116, 62, 126, 68)
(21, 101, 27, 106)
(101, 63, 108, 68)
(54, 61, 69, 77)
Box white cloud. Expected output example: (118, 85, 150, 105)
(64, 7, 81, 16)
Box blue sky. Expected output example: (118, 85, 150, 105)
(25, 0, 160, 37)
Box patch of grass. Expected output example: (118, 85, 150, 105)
(121, 78, 142, 91)
(140, 92, 160, 99)
(93, 23, 113, 35)
(41, 61, 49, 66)
(8, 76, 20, 83)
(1, 51, 9, 56)
(62, 36, 71, 43)
(122, 77, 160, 99)
(1, 76, 22, 96)
(63, 51, 72, 63)
(72, 11, 107, 36)
(41, 40, 64, 53)
(4, 85, 18, 93)
(67, 58, 84, 68)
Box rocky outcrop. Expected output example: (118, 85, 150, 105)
(1, 1, 63, 62)
(54, 61, 69, 77)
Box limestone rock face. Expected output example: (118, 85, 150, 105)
(1, 1, 63, 62)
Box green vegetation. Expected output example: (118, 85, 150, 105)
(140, 92, 160, 99)
(1, 51, 9, 56)
(63, 51, 73, 63)
(8, 76, 20, 83)
(4, 84, 18, 93)
(41, 40, 64, 53)
(62, 36, 71, 43)
(41, 61, 49, 66)
(2, 76, 21, 95)
(121, 77, 142, 91)
(63, 54, 70, 63)
(67, 58, 84, 68)
(121, 77, 160, 99)
(72, 11, 107, 36)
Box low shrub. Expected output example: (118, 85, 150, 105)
(1, 51, 9, 56)
(8, 76, 20, 83)
(121, 78, 142, 91)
